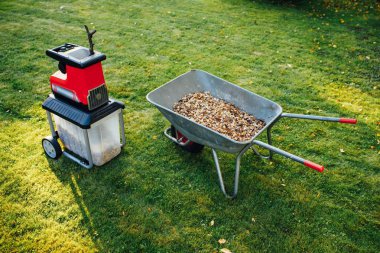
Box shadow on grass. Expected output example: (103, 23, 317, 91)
(221, 0, 307, 9)
(45, 135, 284, 251)
(47, 154, 156, 251)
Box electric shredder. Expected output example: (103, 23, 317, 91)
(42, 26, 126, 168)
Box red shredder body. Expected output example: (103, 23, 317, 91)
(46, 43, 109, 110)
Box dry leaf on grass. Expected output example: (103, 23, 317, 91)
(218, 238, 226, 244)
(220, 248, 232, 253)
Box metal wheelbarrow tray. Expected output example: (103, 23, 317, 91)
(147, 70, 357, 198)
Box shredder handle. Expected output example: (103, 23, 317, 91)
(253, 140, 324, 172)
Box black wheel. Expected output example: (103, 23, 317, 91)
(170, 125, 204, 153)
(42, 136, 62, 159)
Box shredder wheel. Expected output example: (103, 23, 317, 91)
(42, 136, 62, 160)
(170, 125, 204, 153)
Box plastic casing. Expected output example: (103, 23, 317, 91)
(54, 109, 121, 166)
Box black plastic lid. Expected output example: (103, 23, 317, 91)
(42, 94, 124, 129)
(46, 43, 106, 69)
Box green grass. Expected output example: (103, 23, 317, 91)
(0, 0, 379, 252)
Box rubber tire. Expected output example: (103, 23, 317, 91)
(42, 136, 62, 160)
(170, 125, 204, 153)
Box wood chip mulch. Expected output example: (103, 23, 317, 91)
(173, 92, 266, 142)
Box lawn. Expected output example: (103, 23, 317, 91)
(0, 0, 379, 252)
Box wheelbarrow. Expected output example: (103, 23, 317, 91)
(146, 70, 357, 198)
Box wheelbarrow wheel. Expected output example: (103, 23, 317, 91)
(42, 136, 62, 159)
(170, 125, 204, 153)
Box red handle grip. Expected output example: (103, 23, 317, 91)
(339, 118, 357, 124)
(304, 160, 324, 172)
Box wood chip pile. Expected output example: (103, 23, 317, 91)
(173, 92, 266, 142)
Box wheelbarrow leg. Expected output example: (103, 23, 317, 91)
(211, 145, 251, 199)
(251, 124, 274, 160)
(267, 125, 274, 159)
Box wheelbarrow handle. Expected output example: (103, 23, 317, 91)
(281, 113, 357, 124)
(252, 140, 324, 172)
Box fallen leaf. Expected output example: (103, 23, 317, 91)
(218, 238, 226, 244)
(210, 220, 215, 226)
(340, 148, 345, 153)
(253, 51, 263, 56)
(220, 248, 232, 253)
(252, 217, 256, 222)
(152, 135, 157, 140)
